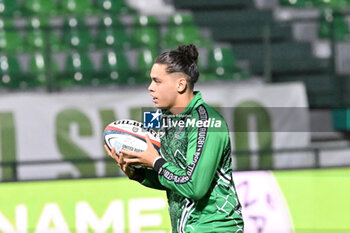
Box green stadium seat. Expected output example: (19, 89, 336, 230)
(169, 12, 195, 26)
(63, 52, 95, 86)
(24, 0, 57, 15)
(319, 10, 350, 41)
(166, 13, 210, 49)
(205, 47, 247, 81)
(100, 50, 130, 85)
(97, 0, 135, 14)
(28, 53, 59, 87)
(96, 16, 130, 49)
(0, 0, 20, 16)
(162, 25, 210, 48)
(0, 55, 21, 89)
(135, 48, 157, 84)
(63, 17, 93, 49)
(0, 19, 23, 52)
(25, 17, 61, 52)
(132, 16, 158, 48)
(60, 0, 93, 15)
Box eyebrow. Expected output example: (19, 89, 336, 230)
(151, 77, 160, 81)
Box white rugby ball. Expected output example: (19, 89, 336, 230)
(104, 119, 161, 155)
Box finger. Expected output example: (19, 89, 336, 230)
(104, 144, 111, 153)
(145, 134, 152, 146)
(117, 152, 124, 164)
(105, 147, 114, 160)
(145, 134, 156, 150)
(120, 149, 139, 158)
(104, 145, 114, 158)
(119, 154, 130, 171)
(111, 147, 120, 161)
(111, 147, 116, 157)
(124, 158, 141, 166)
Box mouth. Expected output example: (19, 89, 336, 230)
(152, 97, 158, 103)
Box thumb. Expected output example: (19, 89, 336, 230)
(145, 134, 153, 147)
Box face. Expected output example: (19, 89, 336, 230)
(148, 63, 186, 110)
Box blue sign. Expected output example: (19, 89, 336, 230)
(143, 110, 162, 129)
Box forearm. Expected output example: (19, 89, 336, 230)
(131, 167, 167, 191)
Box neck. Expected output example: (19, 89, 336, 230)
(169, 91, 195, 115)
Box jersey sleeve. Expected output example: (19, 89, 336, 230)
(131, 167, 167, 191)
(153, 113, 229, 201)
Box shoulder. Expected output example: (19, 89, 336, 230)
(190, 103, 229, 133)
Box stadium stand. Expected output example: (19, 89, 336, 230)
(0, 0, 349, 127)
(0, 0, 350, 181)
(0, 0, 250, 91)
(23, 0, 57, 16)
(0, 0, 349, 108)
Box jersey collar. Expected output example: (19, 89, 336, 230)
(162, 91, 204, 117)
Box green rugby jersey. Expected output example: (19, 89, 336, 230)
(133, 92, 244, 233)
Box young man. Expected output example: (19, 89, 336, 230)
(105, 44, 244, 233)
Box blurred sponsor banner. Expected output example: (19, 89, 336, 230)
(0, 82, 310, 181)
(0, 168, 349, 233)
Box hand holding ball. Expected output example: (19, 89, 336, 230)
(104, 119, 161, 156)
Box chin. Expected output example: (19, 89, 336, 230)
(154, 103, 167, 110)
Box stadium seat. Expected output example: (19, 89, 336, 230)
(0, 0, 20, 16)
(97, 0, 135, 14)
(164, 13, 197, 47)
(63, 17, 93, 50)
(25, 17, 61, 52)
(96, 15, 130, 49)
(23, 0, 57, 15)
(0, 19, 23, 52)
(63, 52, 95, 86)
(162, 25, 210, 48)
(0, 55, 21, 89)
(206, 47, 247, 81)
(135, 48, 157, 84)
(59, 0, 93, 15)
(28, 53, 59, 87)
(100, 50, 130, 85)
(132, 15, 158, 48)
(169, 12, 195, 26)
(319, 10, 350, 41)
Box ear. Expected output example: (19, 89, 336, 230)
(177, 77, 187, 93)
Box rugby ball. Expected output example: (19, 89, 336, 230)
(104, 119, 161, 155)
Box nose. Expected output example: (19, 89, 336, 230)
(148, 81, 154, 92)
